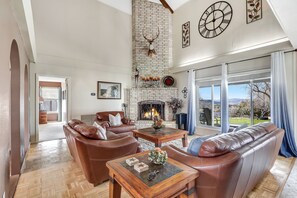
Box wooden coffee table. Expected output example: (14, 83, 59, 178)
(107, 151, 199, 198)
(133, 127, 188, 147)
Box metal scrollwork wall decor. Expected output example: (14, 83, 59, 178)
(182, 87, 188, 98)
(182, 21, 190, 48)
(246, 0, 262, 24)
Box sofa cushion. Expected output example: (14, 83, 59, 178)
(240, 125, 268, 140)
(74, 124, 105, 140)
(109, 113, 123, 126)
(68, 119, 84, 129)
(93, 122, 107, 140)
(187, 135, 215, 156)
(199, 131, 254, 157)
(234, 124, 248, 132)
(257, 122, 277, 133)
(96, 111, 124, 122)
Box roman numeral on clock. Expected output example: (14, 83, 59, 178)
(223, 19, 230, 24)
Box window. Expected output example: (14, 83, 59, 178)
(197, 79, 270, 128)
(252, 80, 271, 124)
(228, 79, 271, 126)
(199, 87, 212, 126)
(213, 86, 221, 127)
(40, 87, 60, 112)
(198, 85, 221, 127)
(228, 83, 251, 125)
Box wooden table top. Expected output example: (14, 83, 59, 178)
(133, 127, 187, 138)
(106, 151, 199, 198)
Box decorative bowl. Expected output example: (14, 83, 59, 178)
(148, 148, 168, 165)
(152, 124, 164, 131)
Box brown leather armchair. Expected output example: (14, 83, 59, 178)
(162, 123, 284, 198)
(63, 119, 141, 186)
(95, 111, 136, 134)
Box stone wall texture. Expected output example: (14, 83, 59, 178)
(132, 0, 172, 87)
(125, 88, 178, 122)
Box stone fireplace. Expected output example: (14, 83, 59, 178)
(124, 0, 176, 129)
(125, 88, 177, 128)
(138, 100, 165, 120)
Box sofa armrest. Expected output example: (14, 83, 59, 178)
(122, 117, 135, 125)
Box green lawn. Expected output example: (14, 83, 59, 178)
(214, 117, 271, 126)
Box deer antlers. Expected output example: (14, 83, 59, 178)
(143, 27, 160, 57)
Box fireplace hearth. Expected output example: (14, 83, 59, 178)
(138, 100, 165, 120)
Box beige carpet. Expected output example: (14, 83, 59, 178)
(15, 140, 296, 197)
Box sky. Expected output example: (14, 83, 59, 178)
(199, 84, 250, 100)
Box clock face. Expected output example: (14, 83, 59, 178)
(198, 1, 233, 39)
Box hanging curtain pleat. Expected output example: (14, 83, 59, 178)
(271, 51, 297, 157)
(187, 69, 196, 135)
(221, 63, 229, 133)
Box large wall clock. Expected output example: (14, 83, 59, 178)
(198, 1, 233, 39)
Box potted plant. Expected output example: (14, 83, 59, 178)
(167, 97, 183, 120)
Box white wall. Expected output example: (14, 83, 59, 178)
(31, 0, 132, 70)
(172, 0, 288, 68)
(29, 0, 133, 141)
(0, 0, 30, 195)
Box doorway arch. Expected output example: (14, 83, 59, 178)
(10, 40, 21, 176)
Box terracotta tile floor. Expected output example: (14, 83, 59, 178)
(14, 139, 295, 197)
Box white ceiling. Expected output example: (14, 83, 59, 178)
(96, 0, 191, 15)
(266, 0, 297, 49)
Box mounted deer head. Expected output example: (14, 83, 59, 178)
(143, 27, 160, 57)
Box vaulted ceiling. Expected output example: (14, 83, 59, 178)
(13, 0, 297, 63)
(96, 0, 191, 15)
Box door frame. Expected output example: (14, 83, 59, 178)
(34, 74, 71, 142)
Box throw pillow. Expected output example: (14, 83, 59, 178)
(109, 113, 122, 126)
(74, 124, 104, 140)
(187, 134, 215, 156)
(93, 122, 107, 140)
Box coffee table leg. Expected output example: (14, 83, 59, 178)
(109, 174, 121, 198)
(182, 134, 188, 147)
(155, 142, 162, 147)
(179, 180, 197, 198)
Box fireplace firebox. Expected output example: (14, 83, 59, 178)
(138, 100, 165, 120)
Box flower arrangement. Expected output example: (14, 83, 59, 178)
(167, 97, 183, 114)
(148, 147, 168, 165)
(151, 116, 165, 131)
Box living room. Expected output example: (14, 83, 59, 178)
(1, 0, 297, 197)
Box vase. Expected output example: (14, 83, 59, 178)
(172, 109, 177, 121)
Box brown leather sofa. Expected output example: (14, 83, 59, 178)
(162, 123, 284, 198)
(95, 111, 136, 134)
(63, 119, 141, 186)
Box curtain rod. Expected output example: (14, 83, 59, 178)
(187, 49, 296, 73)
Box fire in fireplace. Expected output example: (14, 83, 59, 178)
(138, 100, 165, 120)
